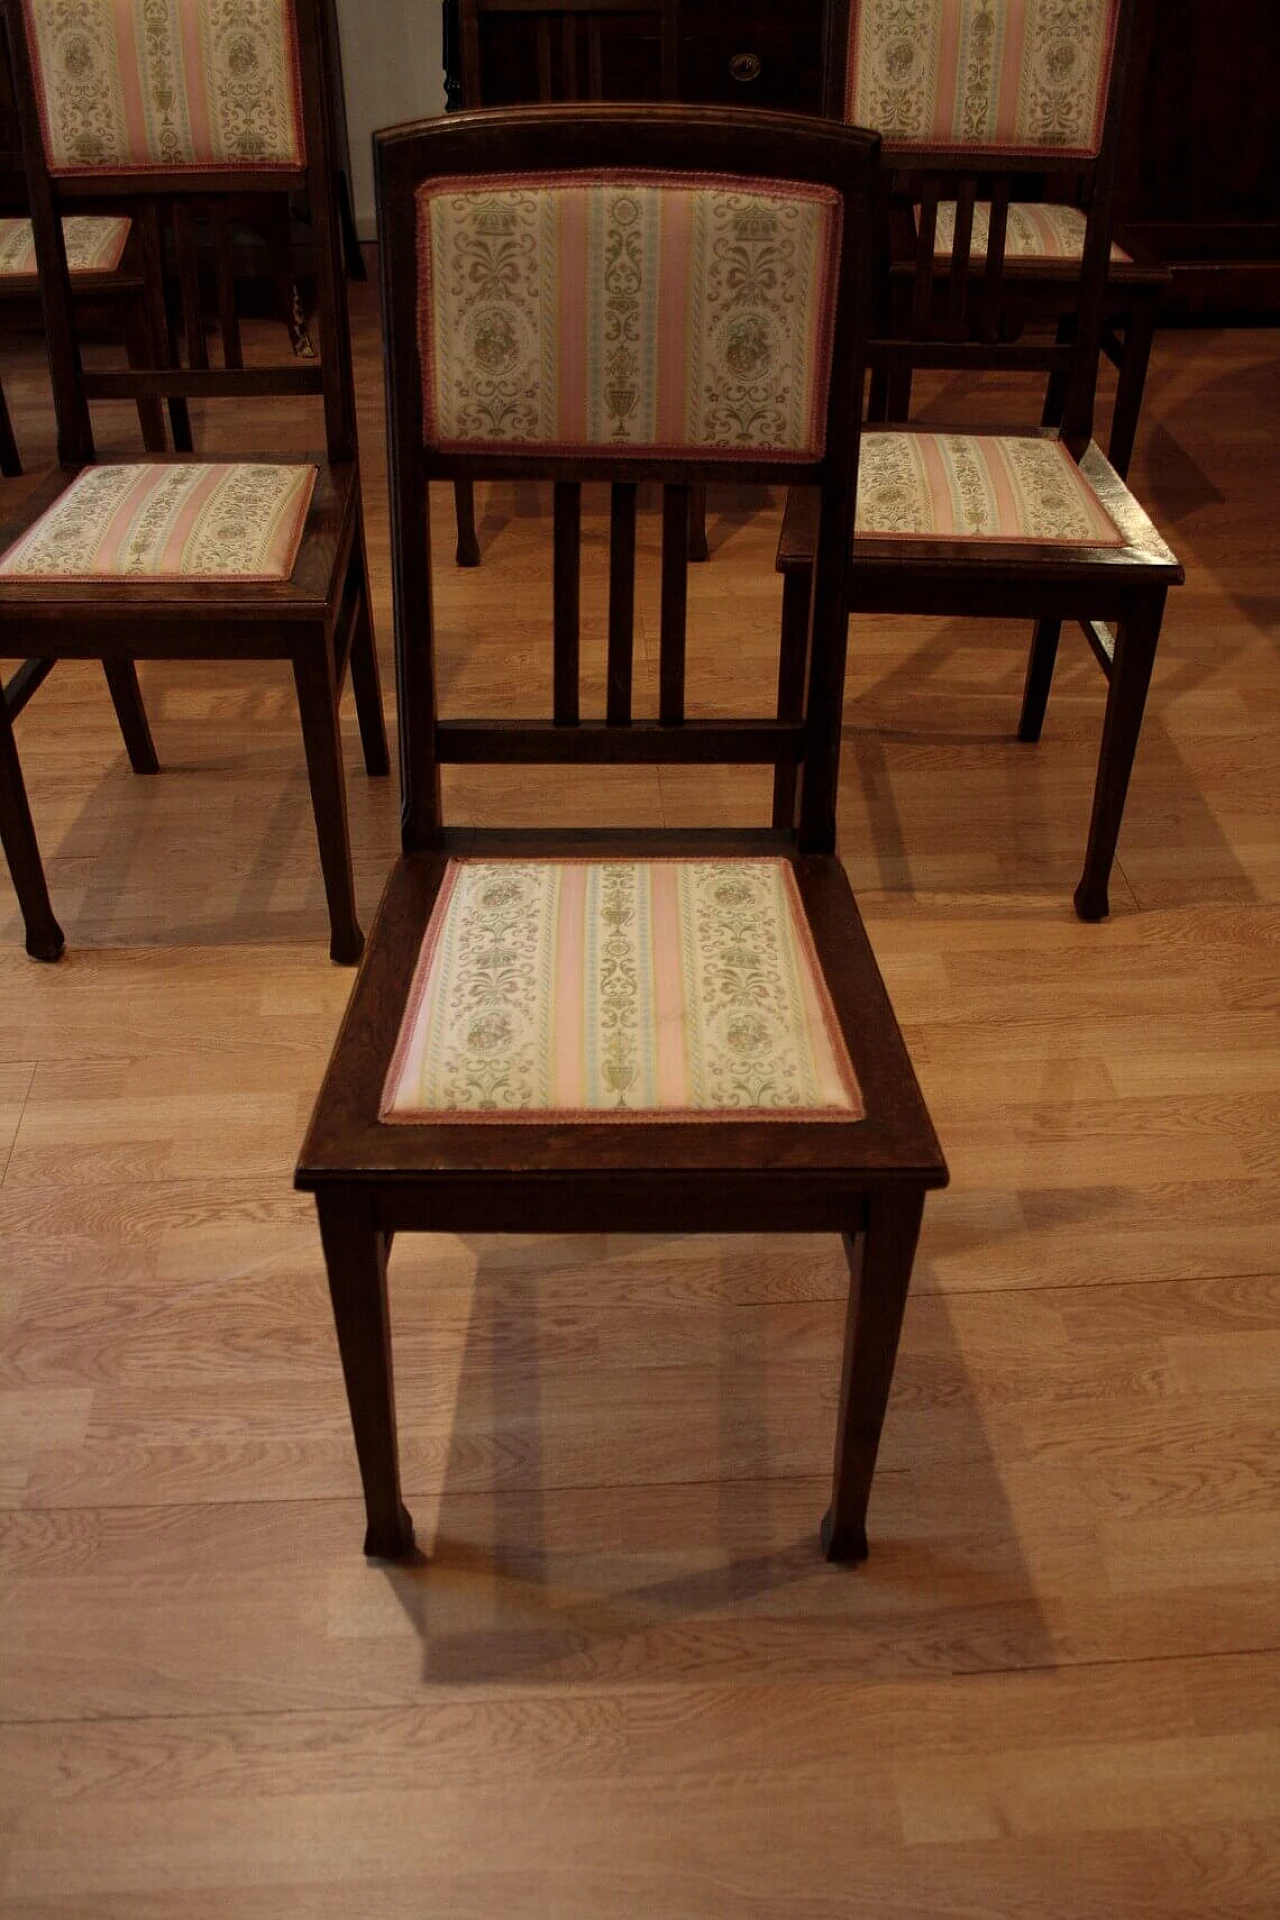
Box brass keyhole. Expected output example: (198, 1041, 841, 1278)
(728, 50, 762, 82)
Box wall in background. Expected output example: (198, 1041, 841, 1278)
(333, 0, 445, 239)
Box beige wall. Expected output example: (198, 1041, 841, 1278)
(333, 0, 446, 238)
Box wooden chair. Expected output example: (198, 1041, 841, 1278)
(450, 0, 680, 568)
(0, 0, 388, 964)
(832, 0, 1168, 478)
(774, 0, 1184, 921)
(295, 103, 948, 1567)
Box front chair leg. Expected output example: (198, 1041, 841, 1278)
(453, 480, 480, 567)
(316, 1191, 415, 1560)
(0, 694, 64, 961)
(823, 1190, 925, 1564)
(291, 641, 364, 965)
(102, 661, 159, 774)
(1018, 618, 1063, 743)
(1074, 591, 1165, 923)
(688, 485, 709, 562)
(345, 545, 390, 778)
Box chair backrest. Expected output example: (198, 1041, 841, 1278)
(825, 0, 1137, 448)
(460, 0, 678, 107)
(376, 104, 878, 855)
(2, 0, 356, 463)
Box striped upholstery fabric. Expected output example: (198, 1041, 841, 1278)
(22, 0, 305, 175)
(0, 213, 131, 275)
(381, 859, 864, 1122)
(926, 200, 1130, 263)
(847, 0, 1120, 155)
(0, 463, 316, 579)
(856, 432, 1124, 544)
(416, 173, 844, 459)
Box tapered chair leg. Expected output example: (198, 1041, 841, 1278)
(823, 1191, 925, 1563)
(1106, 298, 1157, 482)
(291, 640, 364, 965)
(0, 696, 64, 961)
(316, 1191, 415, 1560)
(123, 302, 168, 452)
(102, 661, 159, 774)
(454, 480, 480, 567)
(1018, 618, 1063, 743)
(346, 546, 390, 778)
(1074, 590, 1165, 922)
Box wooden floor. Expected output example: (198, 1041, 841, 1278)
(1, 295, 1278, 1916)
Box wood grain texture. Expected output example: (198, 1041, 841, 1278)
(0, 293, 1277, 1913)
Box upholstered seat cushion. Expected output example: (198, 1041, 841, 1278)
(381, 859, 863, 1122)
(0, 214, 131, 276)
(856, 431, 1124, 544)
(0, 462, 317, 580)
(923, 201, 1129, 265)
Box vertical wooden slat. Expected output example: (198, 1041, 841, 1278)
(606, 482, 637, 725)
(771, 561, 812, 829)
(560, 12, 577, 98)
(587, 15, 603, 98)
(911, 178, 939, 338)
(210, 200, 242, 369)
(659, 484, 689, 726)
(948, 175, 977, 337)
(553, 480, 581, 727)
(980, 176, 1010, 342)
(172, 202, 208, 370)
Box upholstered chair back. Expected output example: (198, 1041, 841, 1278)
(20, 0, 305, 174)
(844, 0, 1121, 154)
(415, 172, 847, 463)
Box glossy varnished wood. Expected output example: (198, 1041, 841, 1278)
(0, 289, 1276, 1912)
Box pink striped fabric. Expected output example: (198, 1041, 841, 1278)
(856, 432, 1125, 544)
(925, 200, 1130, 263)
(0, 214, 131, 275)
(416, 172, 843, 459)
(22, 0, 305, 175)
(847, 0, 1120, 156)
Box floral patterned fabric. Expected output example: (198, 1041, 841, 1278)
(0, 462, 316, 578)
(847, 0, 1119, 155)
(416, 172, 843, 459)
(856, 432, 1124, 544)
(925, 199, 1129, 263)
(22, 0, 305, 175)
(381, 859, 864, 1122)
(0, 212, 131, 274)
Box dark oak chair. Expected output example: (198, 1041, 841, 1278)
(775, 0, 1184, 921)
(831, 0, 1167, 479)
(296, 103, 947, 1567)
(0, 0, 387, 965)
(450, 0, 682, 568)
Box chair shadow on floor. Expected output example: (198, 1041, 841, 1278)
(372, 1229, 1057, 1690)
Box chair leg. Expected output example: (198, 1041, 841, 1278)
(1105, 298, 1157, 482)
(823, 1191, 926, 1564)
(1041, 313, 1074, 431)
(291, 640, 364, 965)
(101, 661, 159, 775)
(771, 562, 812, 829)
(1017, 618, 1063, 743)
(453, 480, 480, 567)
(1074, 591, 1165, 923)
(123, 300, 168, 452)
(345, 545, 390, 778)
(867, 369, 890, 423)
(885, 368, 913, 422)
(315, 1191, 415, 1560)
(0, 693, 65, 961)
(167, 399, 194, 453)
(0, 376, 21, 477)
(688, 484, 709, 563)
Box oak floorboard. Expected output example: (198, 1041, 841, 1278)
(0, 306, 1277, 1912)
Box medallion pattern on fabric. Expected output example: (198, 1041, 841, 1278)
(381, 859, 863, 1122)
(856, 432, 1124, 544)
(23, 0, 305, 174)
(416, 171, 843, 458)
(847, 0, 1119, 154)
(0, 461, 316, 578)
(0, 212, 131, 274)
(926, 199, 1128, 262)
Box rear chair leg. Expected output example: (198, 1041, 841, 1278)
(102, 661, 159, 774)
(823, 1191, 925, 1564)
(1074, 591, 1165, 923)
(0, 695, 64, 961)
(453, 480, 480, 567)
(316, 1190, 415, 1560)
(291, 640, 364, 965)
(1018, 619, 1063, 743)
